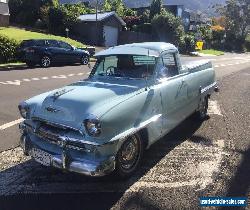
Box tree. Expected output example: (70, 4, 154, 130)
(102, 0, 125, 16)
(218, 0, 250, 50)
(9, 0, 42, 25)
(103, 0, 112, 12)
(149, 0, 162, 20)
(151, 10, 185, 47)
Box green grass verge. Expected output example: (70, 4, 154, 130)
(0, 27, 85, 48)
(199, 49, 224, 56)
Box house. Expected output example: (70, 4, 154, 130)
(187, 9, 212, 32)
(0, 0, 9, 27)
(75, 11, 126, 47)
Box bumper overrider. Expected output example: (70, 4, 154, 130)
(19, 121, 116, 176)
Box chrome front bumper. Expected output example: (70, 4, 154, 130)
(19, 123, 116, 177)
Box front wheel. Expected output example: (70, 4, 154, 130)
(40, 55, 51, 68)
(115, 133, 144, 179)
(81, 56, 89, 65)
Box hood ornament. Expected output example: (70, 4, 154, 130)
(46, 106, 60, 113)
(51, 88, 74, 101)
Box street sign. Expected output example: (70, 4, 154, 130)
(195, 41, 204, 50)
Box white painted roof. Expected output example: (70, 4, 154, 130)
(78, 11, 126, 26)
(95, 42, 178, 57)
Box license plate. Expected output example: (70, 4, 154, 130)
(31, 148, 52, 166)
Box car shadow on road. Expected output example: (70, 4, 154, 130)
(219, 146, 250, 210)
(0, 115, 204, 210)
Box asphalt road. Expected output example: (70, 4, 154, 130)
(0, 53, 250, 210)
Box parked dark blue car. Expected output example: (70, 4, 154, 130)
(17, 39, 90, 68)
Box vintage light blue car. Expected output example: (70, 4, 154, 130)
(19, 42, 217, 178)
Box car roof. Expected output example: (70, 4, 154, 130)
(95, 42, 178, 57)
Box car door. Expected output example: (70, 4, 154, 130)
(57, 41, 78, 63)
(157, 51, 190, 134)
(46, 40, 62, 62)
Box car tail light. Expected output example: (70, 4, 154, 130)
(26, 48, 35, 53)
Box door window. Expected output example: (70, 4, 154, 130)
(162, 53, 179, 77)
(47, 40, 59, 47)
(58, 41, 72, 50)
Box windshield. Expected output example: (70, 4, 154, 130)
(91, 55, 157, 79)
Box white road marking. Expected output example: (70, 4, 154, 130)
(208, 100, 223, 116)
(0, 80, 21, 85)
(0, 118, 24, 131)
(0, 72, 87, 86)
(31, 78, 40, 81)
(51, 75, 67, 79)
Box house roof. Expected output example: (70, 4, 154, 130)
(0, 2, 9, 15)
(78, 11, 126, 26)
(95, 42, 177, 57)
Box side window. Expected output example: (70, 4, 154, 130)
(58, 41, 72, 50)
(162, 53, 179, 77)
(156, 57, 167, 79)
(47, 40, 59, 47)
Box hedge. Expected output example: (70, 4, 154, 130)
(0, 35, 19, 63)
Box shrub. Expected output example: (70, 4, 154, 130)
(0, 35, 19, 63)
(244, 38, 250, 52)
(151, 10, 185, 47)
(179, 34, 196, 53)
(123, 16, 142, 30)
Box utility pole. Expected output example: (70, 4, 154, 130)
(95, 0, 99, 45)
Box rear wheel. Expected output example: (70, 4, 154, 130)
(196, 96, 209, 120)
(115, 133, 144, 178)
(81, 56, 89, 65)
(40, 55, 51, 68)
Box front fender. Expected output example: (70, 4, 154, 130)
(99, 87, 163, 149)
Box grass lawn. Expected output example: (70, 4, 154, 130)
(199, 49, 224, 56)
(0, 27, 85, 48)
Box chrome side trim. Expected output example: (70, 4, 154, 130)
(110, 114, 162, 142)
(201, 82, 217, 94)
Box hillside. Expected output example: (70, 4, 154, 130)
(0, 27, 85, 47)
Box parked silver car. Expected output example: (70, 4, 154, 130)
(19, 42, 217, 178)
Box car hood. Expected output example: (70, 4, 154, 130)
(32, 78, 146, 130)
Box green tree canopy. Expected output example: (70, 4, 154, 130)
(151, 10, 185, 47)
(102, 0, 125, 16)
(149, 0, 162, 20)
(218, 0, 250, 50)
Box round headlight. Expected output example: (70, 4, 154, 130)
(84, 116, 101, 137)
(18, 102, 30, 119)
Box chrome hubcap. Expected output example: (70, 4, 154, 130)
(119, 135, 140, 170)
(82, 57, 88, 65)
(42, 56, 50, 67)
